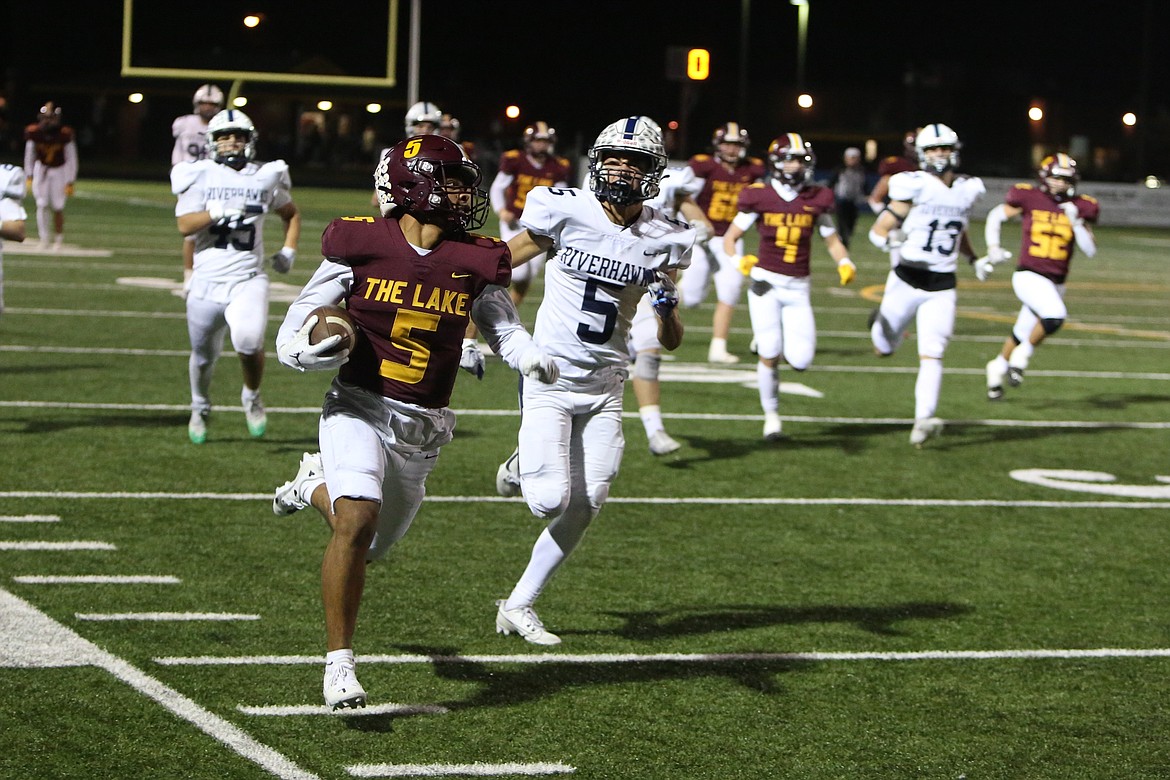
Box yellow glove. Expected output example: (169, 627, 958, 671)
(737, 254, 759, 275)
(25, 177, 33, 191)
(65, 183, 75, 197)
(837, 258, 856, 286)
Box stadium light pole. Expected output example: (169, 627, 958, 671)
(407, 0, 421, 107)
(790, 0, 809, 90)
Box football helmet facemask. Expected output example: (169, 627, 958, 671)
(404, 101, 442, 137)
(712, 122, 750, 163)
(916, 123, 961, 174)
(1038, 153, 1079, 201)
(767, 133, 816, 188)
(374, 135, 489, 231)
(439, 114, 461, 140)
(587, 116, 667, 206)
(206, 109, 257, 171)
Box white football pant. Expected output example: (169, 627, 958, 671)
(678, 235, 744, 308)
(746, 269, 815, 368)
(186, 274, 269, 412)
(1011, 270, 1066, 343)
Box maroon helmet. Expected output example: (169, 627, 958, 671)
(712, 122, 750, 163)
(374, 135, 488, 231)
(767, 133, 816, 187)
(1038, 153, 1079, 202)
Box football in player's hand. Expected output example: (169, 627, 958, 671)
(306, 305, 357, 356)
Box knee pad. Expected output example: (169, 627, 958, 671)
(525, 483, 569, 521)
(1041, 317, 1064, 335)
(632, 351, 661, 381)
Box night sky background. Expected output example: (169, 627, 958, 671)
(4, 0, 1169, 183)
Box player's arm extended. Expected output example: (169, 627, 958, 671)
(506, 229, 554, 268)
(472, 285, 559, 383)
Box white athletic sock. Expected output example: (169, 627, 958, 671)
(709, 337, 729, 356)
(914, 358, 943, 420)
(506, 528, 566, 610)
(1008, 342, 1033, 370)
(639, 404, 664, 437)
(325, 648, 355, 668)
(989, 355, 1009, 373)
(757, 361, 779, 414)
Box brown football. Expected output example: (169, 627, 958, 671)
(306, 305, 357, 356)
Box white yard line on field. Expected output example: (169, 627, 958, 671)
(0, 515, 60, 523)
(75, 612, 260, 622)
(157, 647, 1170, 667)
(0, 541, 115, 551)
(346, 763, 575, 777)
(0, 588, 319, 780)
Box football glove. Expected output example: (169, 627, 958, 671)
(836, 258, 856, 286)
(737, 254, 759, 275)
(206, 200, 244, 224)
(972, 248, 1012, 282)
(519, 346, 559, 384)
(278, 315, 350, 372)
(270, 247, 296, 274)
(693, 220, 713, 244)
(647, 272, 679, 317)
(65, 182, 75, 197)
(1059, 201, 1082, 225)
(459, 338, 485, 380)
(885, 228, 906, 251)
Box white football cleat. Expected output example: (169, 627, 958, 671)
(495, 600, 561, 646)
(242, 389, 267, 438)
(188, 410, 209, 445)
(909, 417, 944, 447)
(707, 345, 740, 364)
(986, 359, 1007, 401)
(495, 448, 521, 497)
(323, 662, 367, 711)
(763, 412, 784, 442)
(273, 452, 324, 516)
(648, 430, 681, 456)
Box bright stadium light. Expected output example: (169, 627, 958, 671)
(1028, 106, 1044, 122)
(505, 105, 520, 120)
(366, 103, 383, 114)
(1123, 112, 1137, 126)
(797, 93, 813, 109)
(233, 96, 248, 107)
(128, 93, 144, 104)
(243, 14, 262, 28)
(317, 100, 333, 111)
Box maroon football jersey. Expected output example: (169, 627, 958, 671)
(877, 154, 917, 178)
(497, 150, 572, 213)
(24, 124, 75, 168)
(687, 154, 767, 236)
(324, 217, 511, 408)
(733, 183, 836, 277)
(1005, 184, 1100, 283)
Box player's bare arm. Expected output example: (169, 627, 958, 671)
(506, 229, 553, 267)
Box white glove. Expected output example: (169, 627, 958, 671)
(885, 228, 906, 250)
(270, 247, 296, 274)
(278, 315, 350, 372)
(693, 220, 713, 244)
(647, 272, 679, 317)
(973, 256, 996, 282)
(519, 346, 559, 384)
(460, 338, 485, 380)
(206, 200, 243, 223)
(987, 245, 1011, 264)
(1059, 201, 1082, 225)
(181, 268, 193, 300)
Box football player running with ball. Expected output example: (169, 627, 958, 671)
(981, 153, 1099, 399)
(172, 109, 301, 444)
(270, 135, 557, 710)
(723, 133, 856, 442)
(492, 116, 694, 645)
(867, 123, 987, 447)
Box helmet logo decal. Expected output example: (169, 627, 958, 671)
(404, 139, 422, 158)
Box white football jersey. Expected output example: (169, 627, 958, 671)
(0, 164, 28, 256)
(520, 186, 693, 378)
(172, 159, 293, 282)
(646, 166, 703, 220)
(889, 171, 985, 273)
(172, 114, 210, 165)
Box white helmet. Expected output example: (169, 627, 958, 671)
(586, 116, 668, 205)
(192, 84, 224, 109)
(206, 109, 257, 170)
(404, 101, 442, 136)
(915, 123, 961, 174)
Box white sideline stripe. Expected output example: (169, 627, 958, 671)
(0, 588, 319, 780)
(76, 612, 260, 622)
(238, 703, 448, 717)
(347, 762, 574, 777)
(1, 402, 1168, 429)
(0, 490, 1167, 509)
(156, 647, 1170, 667)
(13, 575, 180, 584)
(0, 541, 115, 551)
(0, 515, 60, 523)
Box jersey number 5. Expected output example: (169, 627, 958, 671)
(577, 280, 617, 344)
(378, 309, 440, 384)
